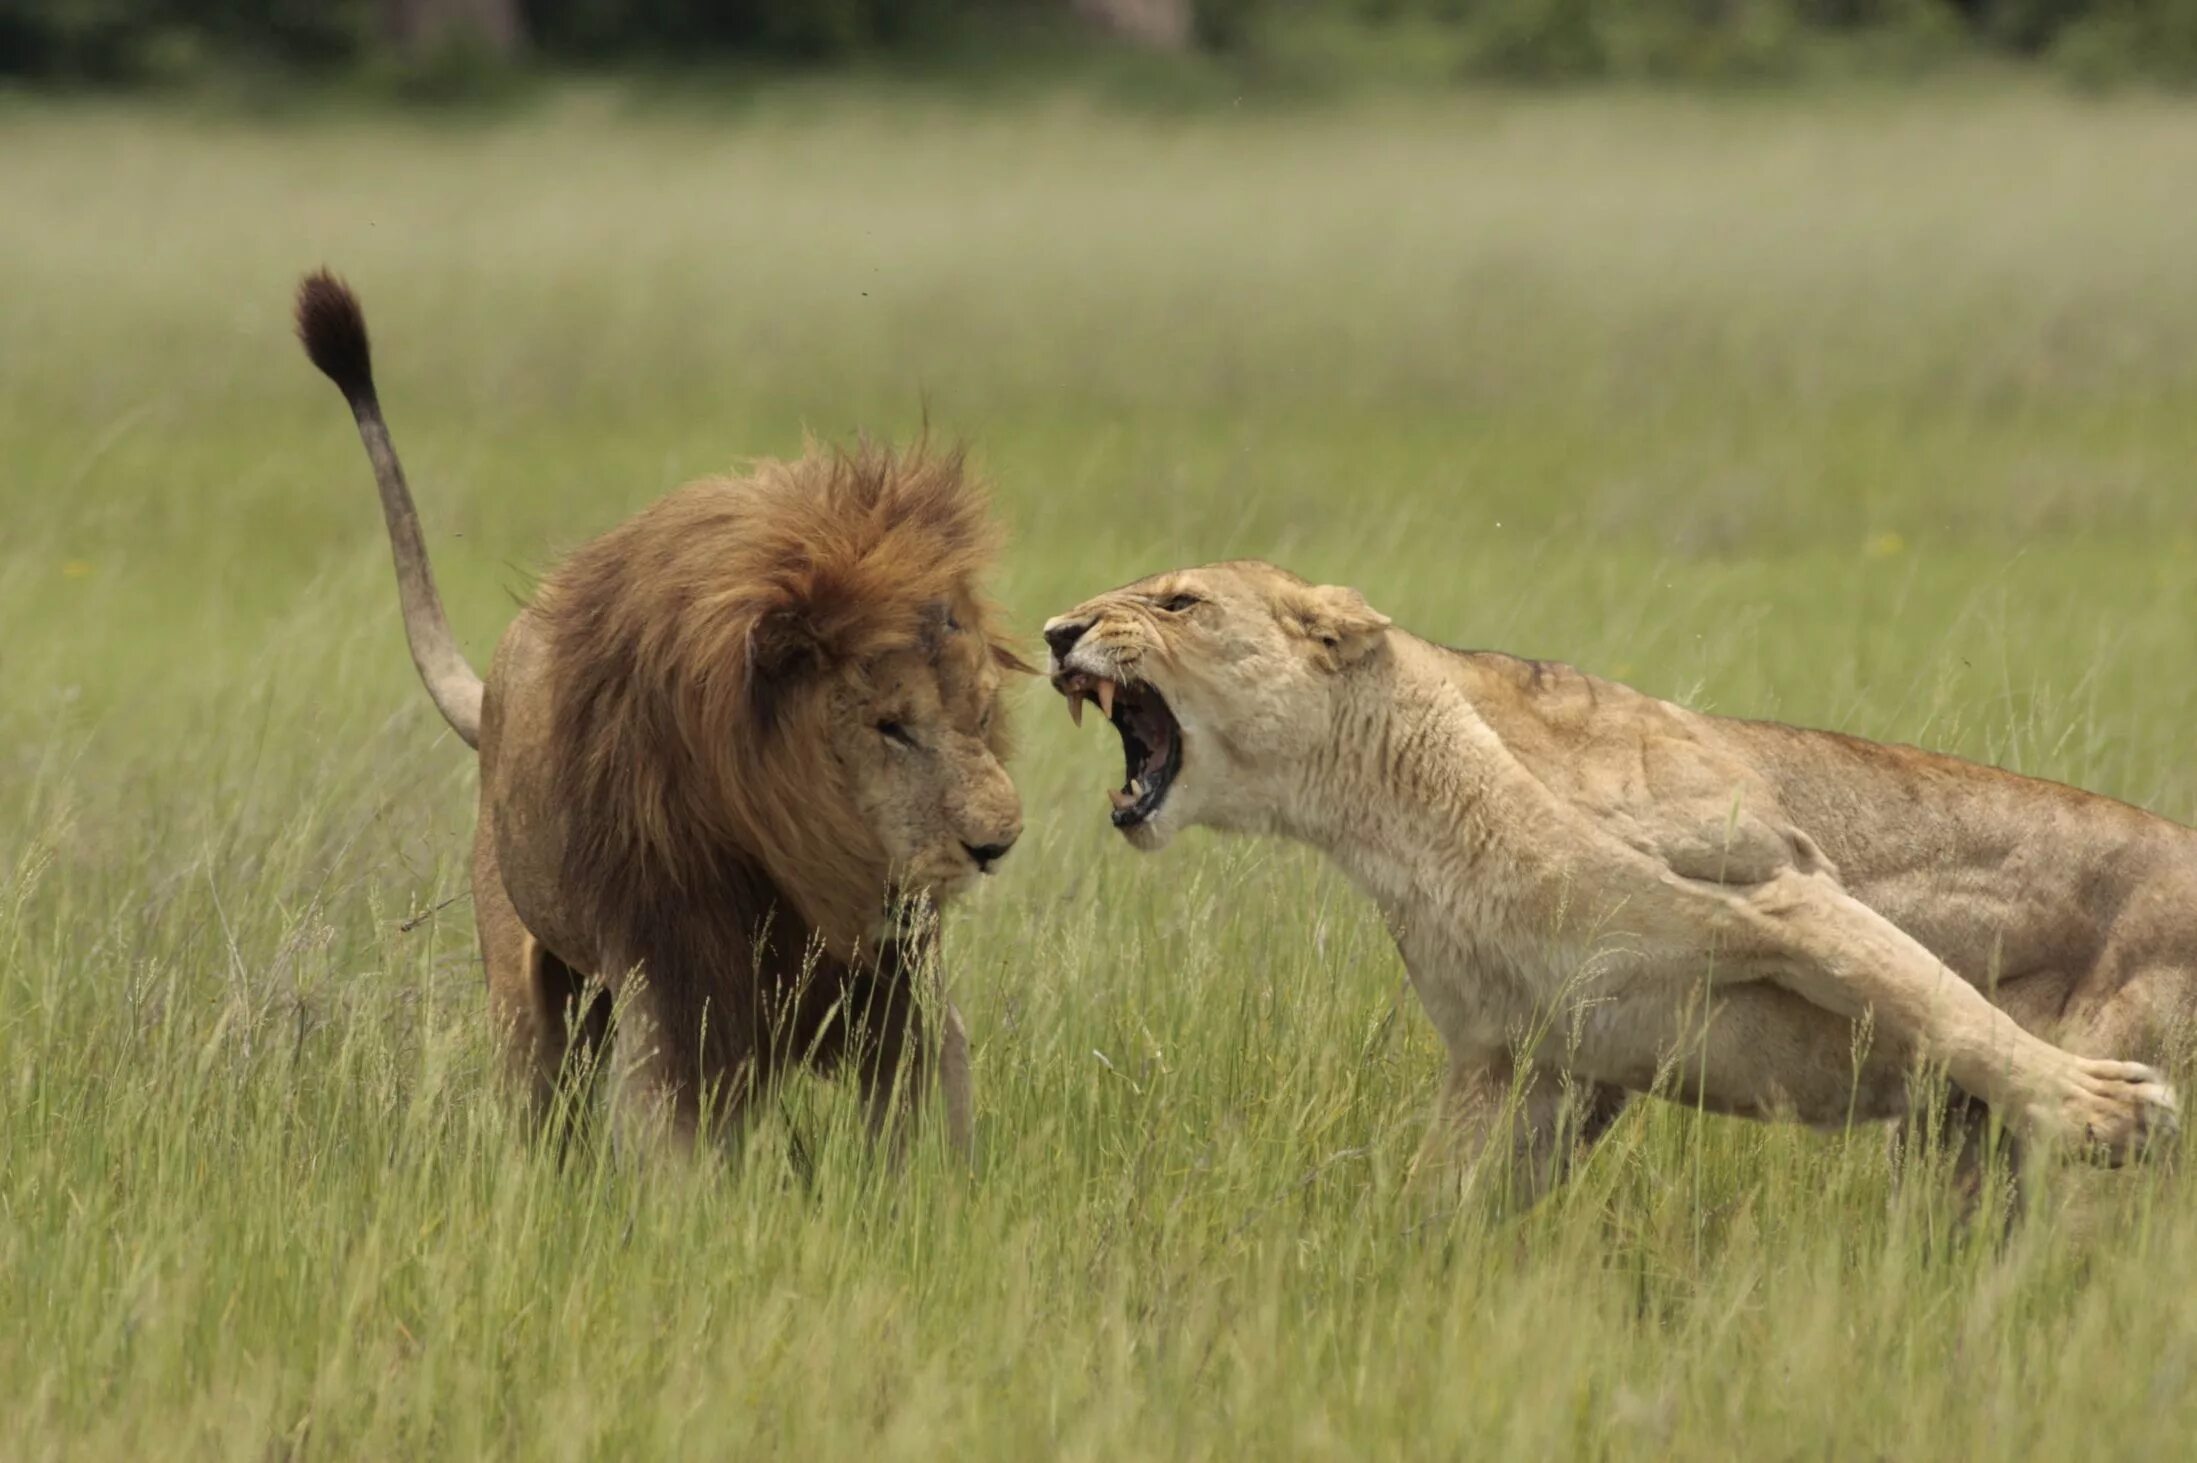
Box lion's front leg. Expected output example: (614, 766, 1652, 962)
(603, 965, 748, 1163)
(850, 934, 973, 1169)
(846, 967, 922, 1167)
(854, 995, 976, 1169)
(1411, 1056, 1627, 1211)
(938, 999, 974, 1164)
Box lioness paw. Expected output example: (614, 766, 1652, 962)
(2030, 1058, 2179, 1166)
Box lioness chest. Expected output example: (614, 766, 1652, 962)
(1381, 869, 1938, 1124)
(1387, 905, 1732, 1078)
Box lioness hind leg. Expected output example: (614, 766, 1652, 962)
(2054, 961, 2197, 1080)
(1889, 1093, 2028, 1229)
(2048, 958, 2197, 1170)
(1413, 1057, 1627, 1211)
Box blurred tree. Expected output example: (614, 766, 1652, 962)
(1070, 0, 1192, 48)
(382, 0, 523, 58)
(1948, 0, 2090, 49)
(2, 0, 2195, 84)
(521, 0, 985, 61)
(0, 0, 375, 77)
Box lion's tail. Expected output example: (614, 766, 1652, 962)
(294, 270, 483, 750)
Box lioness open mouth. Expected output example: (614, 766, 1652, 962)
(1058, 672, 1183, 828)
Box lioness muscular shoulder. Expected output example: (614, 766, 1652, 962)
(296, 272, 1026, 1159)
(1045, 560, 2185, 1200)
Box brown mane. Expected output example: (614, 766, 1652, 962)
(534, 440, 1018, 1087)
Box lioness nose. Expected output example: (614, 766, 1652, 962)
(964, 837, 1017, 869)
(1043, 619, 1089, 659)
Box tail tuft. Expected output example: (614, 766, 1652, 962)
(295, 269, 376, 405)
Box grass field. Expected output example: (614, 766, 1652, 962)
(8, 80, 2197, 1457)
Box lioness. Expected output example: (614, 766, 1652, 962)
(1045, 560, 2184, 1199)
(297, 272, 1026, 1158)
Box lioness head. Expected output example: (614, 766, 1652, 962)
(1042, 559, 1390, 850)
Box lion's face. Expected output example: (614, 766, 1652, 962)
(826, 615, 1023, 908)
(1041, 560, 1390, 851)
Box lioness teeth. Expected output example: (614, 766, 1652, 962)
(1066, 689, 1086, 727)
(1128, 777, 1146, 797)
(1095, 678, 1116, 720)
(1108, 785, 1137, 810)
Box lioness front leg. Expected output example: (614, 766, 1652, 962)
(1634, 859, 2178, 1160)
(1413, 1056, 1627, 1209)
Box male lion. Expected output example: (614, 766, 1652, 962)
(1044, 560, 2185, 1201)
(296, 271, 1025, 1158)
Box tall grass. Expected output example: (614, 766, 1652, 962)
(6, 82, 2197, 1456)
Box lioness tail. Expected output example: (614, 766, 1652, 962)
(295, 270, 483, 749)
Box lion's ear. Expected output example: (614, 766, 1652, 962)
(1287, 583, 1391, 667)
(990, 639, 1039, 676)
(746, 605, 825, 729)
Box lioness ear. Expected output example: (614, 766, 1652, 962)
(1287, 583, 1392, 667)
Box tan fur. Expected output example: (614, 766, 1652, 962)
(298, 272, 1021, 1157)
(1045, 559, 2187, 1202)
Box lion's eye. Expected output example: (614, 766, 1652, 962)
(876, 720, 917, 748)
(1160, 593, 1202, 613)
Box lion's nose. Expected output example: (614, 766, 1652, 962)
(963, 836, 1017, 870)
(1043, 619, 1090, 659)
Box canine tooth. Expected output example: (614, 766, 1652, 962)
(1108, 786, 1137, 810)
(1096, 679, 1116, 720)
(1066, 690, 1085, 727)
(1128, 777, 1146, 797)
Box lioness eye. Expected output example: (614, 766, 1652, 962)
(876, 720, 917, 748)
(1160, 593, 1201, 613)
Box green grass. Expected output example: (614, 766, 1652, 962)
(8, 81, 2197, 1457)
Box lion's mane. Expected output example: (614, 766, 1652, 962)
(539, 442, 1017, 1084)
